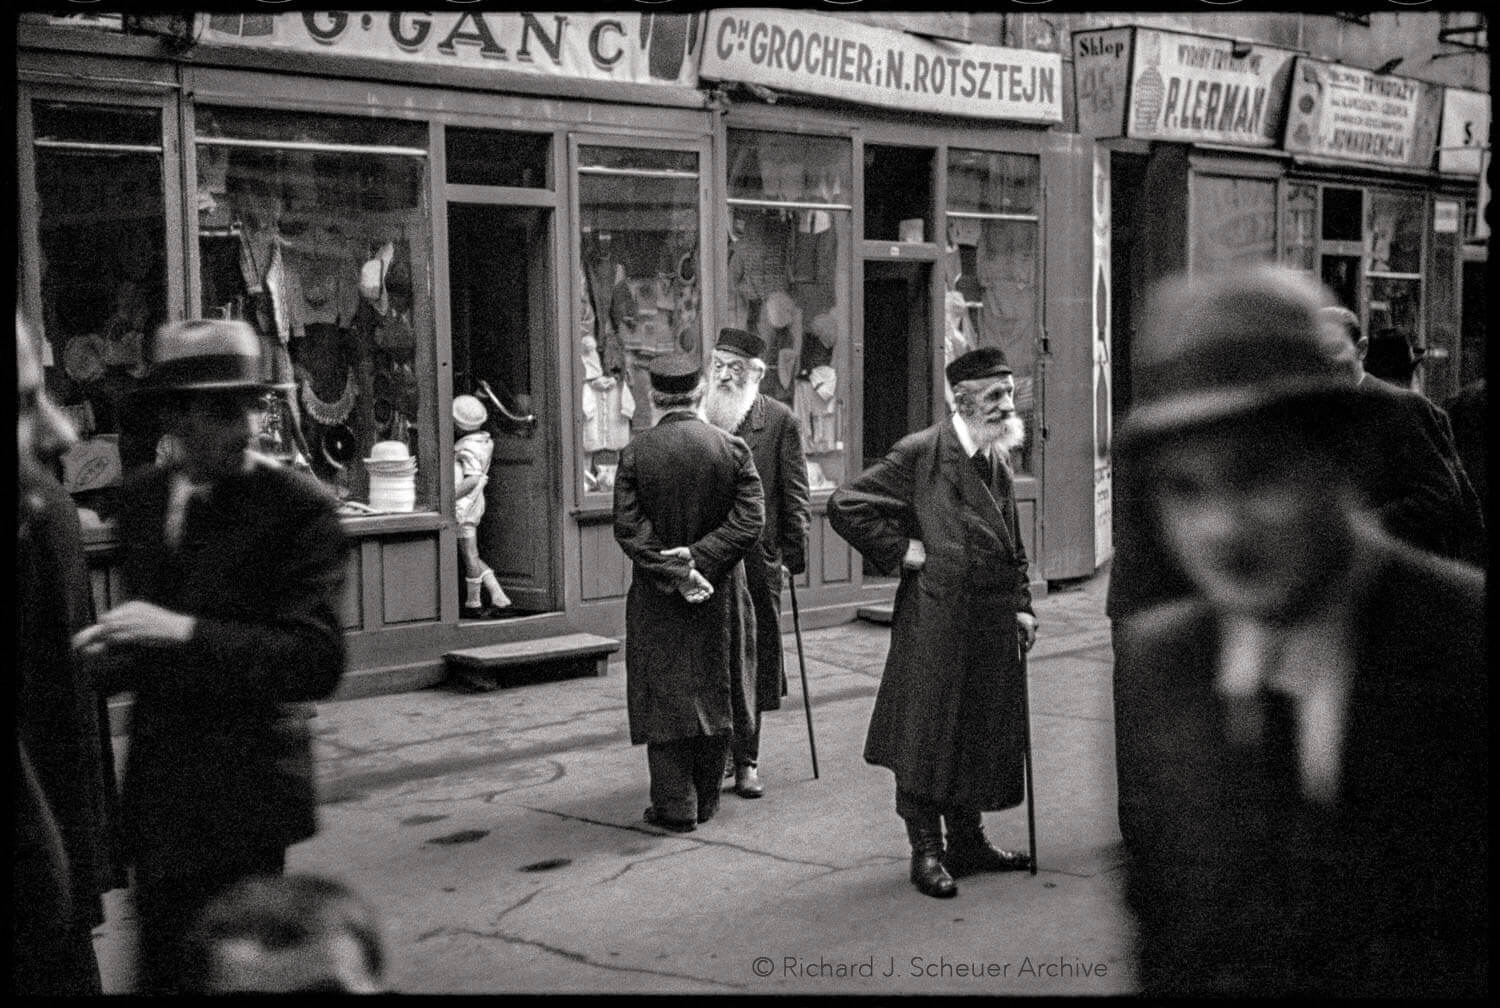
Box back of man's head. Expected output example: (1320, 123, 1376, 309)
(182, 874, 387, 994)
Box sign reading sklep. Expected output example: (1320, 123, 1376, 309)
(700, 9, 1062, 123)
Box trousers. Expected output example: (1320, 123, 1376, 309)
(646, 734, 730, 823)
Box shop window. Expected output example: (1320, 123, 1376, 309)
(946, 150, 1041, 476)
(1364, 190, 1425, 352)
(1283, 184, 1319, 274)
(1190, 176, 1277, 275)
(195, 107, 435, 514)
(726, 129, 854, 492)
(445, 128, 549, 188)
(30, 100, 169, 519)
(1321, 186, 1363, 242)
(865, 144, 934, 244)
(576, 144, 702, 497)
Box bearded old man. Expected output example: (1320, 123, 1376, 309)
(828, 345, 1037, 899)
(613, 353, 765, 833)
(703, 327, 810, 799)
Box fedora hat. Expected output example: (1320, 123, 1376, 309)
(139, 319, 271, 394)
(1117, 265, 1359, 454)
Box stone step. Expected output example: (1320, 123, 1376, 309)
(443, 632, 620, 690)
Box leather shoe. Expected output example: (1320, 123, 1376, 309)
(643, 807, 696, 833)
(944, 840, 1032, 877)
(733, 764, 764, 799)
(910, 849, 957, 898)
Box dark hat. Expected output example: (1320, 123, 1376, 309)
(945, 345, 1012, 386)
(1364, 327, 1425, 382)
(715, 327, 765, 360)
(1118, 265, 1358, 453)
(139, 319, 272, 395)
(647, 353, 703, 394)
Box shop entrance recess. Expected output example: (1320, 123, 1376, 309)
(444, 130, 561, 617)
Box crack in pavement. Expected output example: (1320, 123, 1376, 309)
(516, 806, 839, 870)
(597, 847, 693, 885)
(321, 704, 628, 763)
(414, 926, 745, 990)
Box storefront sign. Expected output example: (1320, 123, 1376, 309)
(700, 9, 1062, 123)
(1073, 27, 1294, 147)
(1282, 57, 1443, 169)
(1437, 88, 1490, 175)
(196, 12, 704, 88)
(1091, 148, 1112, 569)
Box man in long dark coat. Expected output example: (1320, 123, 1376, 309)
(703, 326, 810, 800)
(1117, 266, 1485, 997)
(74, 319, 348, 994)
(613, 353, 764, 833)
(15, 315, 117, 995)
(829, 345, 1037, 899)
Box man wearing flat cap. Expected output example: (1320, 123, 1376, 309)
(613, 352, 765, 833)
(703, 327, 811, 799)
(1116, 266, 1484, 997)
(73, 319, 349, 994)
(829, 344, 1037, 899)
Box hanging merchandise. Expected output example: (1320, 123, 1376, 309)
(299, 368, 357, 426)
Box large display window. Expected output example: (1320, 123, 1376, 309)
(945, 149, 1042, 476)
(575, 142, 705, 499)
(725, 129, 853, 492)
(194, 107, 436, 513)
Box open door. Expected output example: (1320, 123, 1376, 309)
(448, 203, 558, 615)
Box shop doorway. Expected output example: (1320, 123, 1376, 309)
(862, 260, 934, 467)
(447, 203, 559, 617)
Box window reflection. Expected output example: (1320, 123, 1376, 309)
(577, 145, 702, 494)
(196, 107, 433, 512)
(947, 150, 1041, 476)
(32, 101, 167, 519)
(726, 130, 853, 492)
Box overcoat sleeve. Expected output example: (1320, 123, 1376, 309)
(1003, 461, 1036, 617)
(688, 438, 765, 585)
(777, 412, 812, 573)
(168, 490, 348, 707)
(613, 440, 692, 593)
(827, 443, 917, 577)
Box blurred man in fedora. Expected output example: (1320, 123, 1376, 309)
(829, 345, 1037, 899)
(1117, 267, 1485, 997)
(74, 318, 349, 994)
(613, 353, 764, 833)
(704, 327, 810, 799)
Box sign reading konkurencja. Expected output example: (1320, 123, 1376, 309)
(699, 9, 1063, 124)
(196, 11, 705, 89)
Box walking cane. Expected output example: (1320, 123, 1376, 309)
(787, 577, 820, 779)
(1018, 634, 1038, 875)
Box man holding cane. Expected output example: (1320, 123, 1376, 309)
(829, 346, 1037, 899)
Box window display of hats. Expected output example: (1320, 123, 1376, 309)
(364, 438, 417, 512)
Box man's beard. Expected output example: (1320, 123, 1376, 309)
(967, 413, 1026, 454)
(704, 379, 758, 433)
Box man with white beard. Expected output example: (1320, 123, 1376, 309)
(703, 327, 810, 799)
(829, 345, 1038, 899)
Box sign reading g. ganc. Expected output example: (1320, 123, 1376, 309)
(195, 11, 704, 89)
(700, 9, 1062, 124)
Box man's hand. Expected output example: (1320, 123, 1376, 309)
(659, 546, 694, 566)
(1017, 612, 1038, 653)
(678, 569, 714, 604)
(72, 600, 197, 657)
(901, 539, 927, 571)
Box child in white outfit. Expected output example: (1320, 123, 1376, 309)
(452, 395, 511, 616)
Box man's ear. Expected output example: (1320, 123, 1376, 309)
(1355, 337, 1369, 363)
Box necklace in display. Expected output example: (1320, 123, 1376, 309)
(301, 368, 357, 426)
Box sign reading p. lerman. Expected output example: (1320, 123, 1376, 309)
(700, 9, 1062, 123)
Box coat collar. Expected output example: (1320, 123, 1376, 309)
(744, 393, 768, 432)
(939, 419, 1017, 553)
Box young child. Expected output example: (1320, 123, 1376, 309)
(452, 394, 511, 617)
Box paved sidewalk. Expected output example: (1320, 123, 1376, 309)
(95, 570, 1133, 994)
